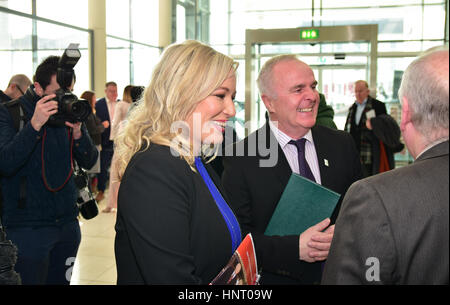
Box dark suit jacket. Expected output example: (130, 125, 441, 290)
(95, 97, 113, 150)
(222, 123, 362, 284)
(115, 144, 233, 284)
(322, 141, 449, 284)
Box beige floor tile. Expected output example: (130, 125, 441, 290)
(70, 193, 117, 285)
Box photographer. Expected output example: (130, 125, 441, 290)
(0, 55, 98, 285)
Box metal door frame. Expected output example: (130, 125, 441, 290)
(245, 24, 378, 132)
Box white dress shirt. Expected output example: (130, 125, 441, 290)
(106, 97, 117, 140)
(268, 120, 322, 184)
(355, 98, 368, 125)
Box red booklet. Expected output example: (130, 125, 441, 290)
(210, 233, 260, 285)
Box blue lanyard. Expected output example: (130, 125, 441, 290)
(195, 157, 242, 254)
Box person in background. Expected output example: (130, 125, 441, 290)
(103, 85, 133, 213)
(114, 40, 240, 284)
(322, 47, 448, 285)
(344, 80, 387, 177)
(95, 82, 118, 202)
(0, 74, 32, 103)
(80, 91, 105, 192)
(315, 93, 337, 130)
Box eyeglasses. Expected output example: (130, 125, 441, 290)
(13, 84, 25, 96)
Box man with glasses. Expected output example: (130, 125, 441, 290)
(0, 74, 32, 103)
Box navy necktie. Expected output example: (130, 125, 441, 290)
(288, 138, 316, 182)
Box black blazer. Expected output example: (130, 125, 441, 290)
(95, 97, 113, 150)
(115, 144, 234, 284)
(222, 123, 362, 284)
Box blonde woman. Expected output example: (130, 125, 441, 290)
(114, 40, 241, 284)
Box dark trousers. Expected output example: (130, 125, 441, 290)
(5, 220, 81, 285)
(98, 148, 114, 192)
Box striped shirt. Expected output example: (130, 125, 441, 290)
(268, 120, 322, 184)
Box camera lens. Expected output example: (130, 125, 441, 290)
(70, 99, 91, 121)
(60, 94, 91, 122)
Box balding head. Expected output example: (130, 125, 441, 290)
(398, 47, 449, 142)
(354, 80, 370, 104)
(5, 74, 32, 99)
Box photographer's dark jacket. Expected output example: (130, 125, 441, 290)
(0, 86, 98, 228)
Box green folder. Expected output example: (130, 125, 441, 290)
(265, 173, 340, 236)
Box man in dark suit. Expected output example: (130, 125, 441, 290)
(322, 47, 449, 284)
(344, 80, 387, 177)
(95, 81, 118, 202)
(222, 55, 362, 284)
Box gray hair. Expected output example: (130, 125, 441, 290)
(398, 46, 449, 141)
(257, 54, 299, 99)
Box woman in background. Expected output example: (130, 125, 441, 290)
(114, 40, 240, 284)
(81, 90, 105, 191)
(103, 85, 133, 213)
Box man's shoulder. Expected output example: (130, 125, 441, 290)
(96, 97, 107, 106)
(0, 90, 12, 103)
(368, 96, 386, 107)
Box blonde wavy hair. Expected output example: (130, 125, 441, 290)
(115, 40, 238, 179)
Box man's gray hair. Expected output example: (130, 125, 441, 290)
(398, 46, 449, 141)
(257, 54, 299, 99)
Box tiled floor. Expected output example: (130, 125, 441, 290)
(70, 195, 117, 285)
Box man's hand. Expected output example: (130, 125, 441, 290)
(65, 121, 82, 140)
(299, 218, 335, 263)
(30, 94, 57, 131)
(102, 120, 110, 128)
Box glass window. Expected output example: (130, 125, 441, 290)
(0, 0, 32, 14)
(378, 41, 444, 52)
(423, 4, 446, 39)
(320, 0, 422, 8)
(319, 6, 423, 41)
(377, 57, 416, 103)
(229, 10, 312, 44)
(230, 0, 312, 11)
(106, 0, 130, 38)
(132, 43, 161, 87)
(130, 0, 159, 45)
(107, 36, 131, 94)
(176, 4, 187, 42)
(36, 0, 89, 28)
(0, 11, 32, 49)
(209, 0, 228, 45)
(36, 20, 90, 96)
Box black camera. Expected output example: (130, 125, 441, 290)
(73, 165, 98, 220)
(47, 44, 92, 127)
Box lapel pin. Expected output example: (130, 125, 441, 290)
(324, 159, 329, 167)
